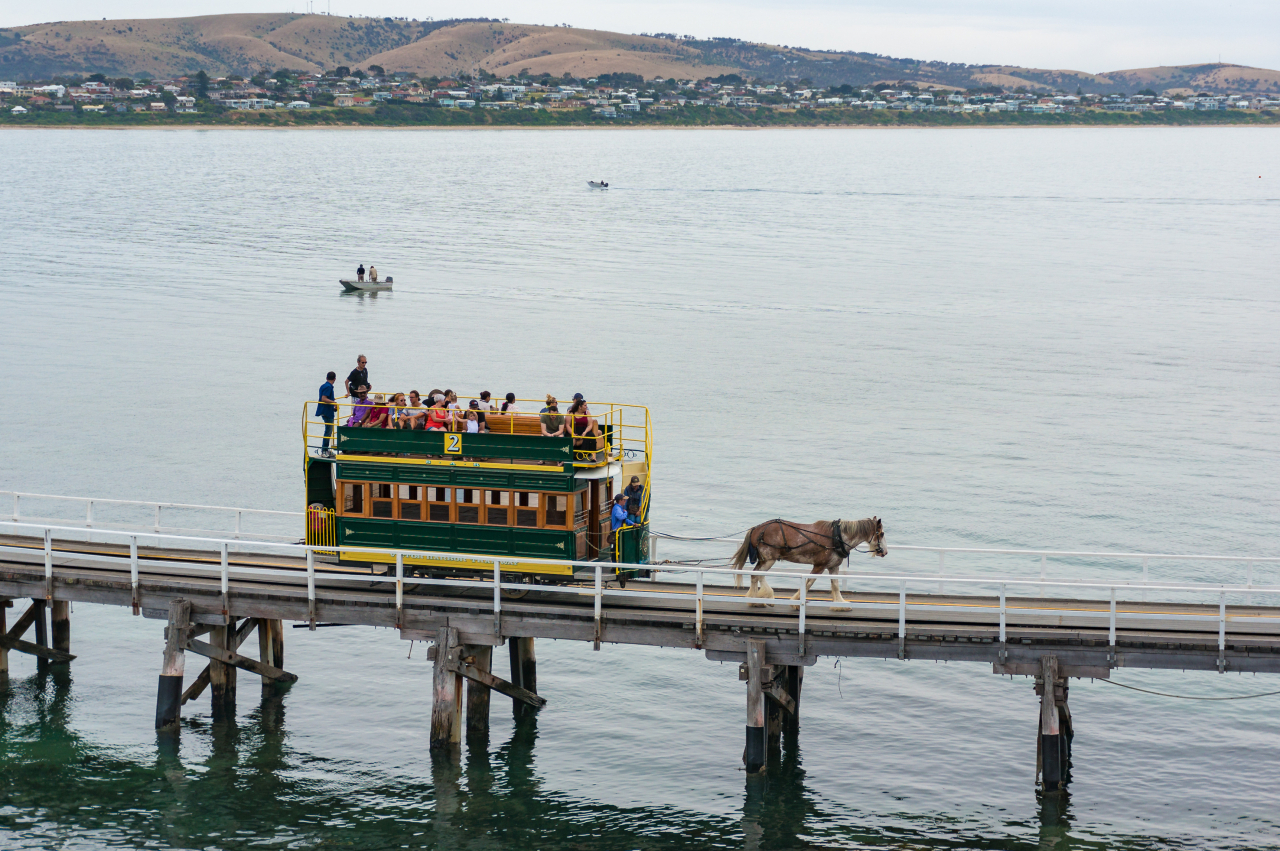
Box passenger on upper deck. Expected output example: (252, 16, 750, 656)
(426, 398, 451, 432)
(317, 371, 337, 453)
(501, 392, 519, 413)
(365, 394, 391, 428)
(346, 385, 373, 426)
(540, 396, 566, 437)
(464, 410, 483, 433)
(400, 391, 427, 429)
(345, 355, 369, 398)
(467, 399, 488, 432)
(477, 391, 494, 411)
(567, 398, 601, 450)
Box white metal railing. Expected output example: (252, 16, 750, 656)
(2, 491, 301, 542)
(3, 519, 1280, 673)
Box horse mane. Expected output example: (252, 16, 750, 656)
(839, 518, 877, 542)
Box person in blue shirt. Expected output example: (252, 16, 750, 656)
(317, 371, 337, 454)
(609, 494, 629, 562)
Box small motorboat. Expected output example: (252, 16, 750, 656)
(587, 181, 609, 189)
(340, 276, 393, 292)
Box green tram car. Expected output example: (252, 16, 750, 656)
(303, 397, 651, 584)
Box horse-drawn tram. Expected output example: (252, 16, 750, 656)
(301, 395, 651, 589)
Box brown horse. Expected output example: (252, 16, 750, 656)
(729, 518, 886, 610)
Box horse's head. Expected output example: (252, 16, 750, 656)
(868, 516, 886, 557)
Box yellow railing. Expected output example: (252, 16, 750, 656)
(306, 504, 336, 555)
(301, 396, 651, 471)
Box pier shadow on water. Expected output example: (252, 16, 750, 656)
(0, 671, 1134, 851)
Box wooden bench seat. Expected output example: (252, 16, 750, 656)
(484, 413, 544, 436)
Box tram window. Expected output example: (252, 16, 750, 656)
(398, 485, 422, 521)
(457, 488, 480, 524)
(485, 490, 510, 525)
(427, 486, 452, 523)
(545, 494, 568, 528)
(514, 491, 539, 528)
(371, 482, 394, 519)
(343, 483, 364, 515)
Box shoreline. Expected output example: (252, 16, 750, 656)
(2, 120, 1277, 131)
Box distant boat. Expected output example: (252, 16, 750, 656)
(587, 181, 609, 189)
(340, 277, 393, 292)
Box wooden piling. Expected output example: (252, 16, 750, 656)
(744, 640, 766, 774)
(509, 637, 537, 718)
(464, 644, 493, 742)
(0, 600, 9, 678)
(156, 599, 191, 729)
(270, 618, 285, 672)
(784, 665, 803, 735)
(258, 618, 285, 688)
(51, 600, 70, 660)
(32, 599, 48, 671)
(209, 620, 238, 722)
(1037, 655, 1070, 792)
(430, 627, 463, 750)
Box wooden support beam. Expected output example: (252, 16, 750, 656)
(156, 599, 191, 729)
(453, 656, 546, 709)
(185, 636, 298, 683)
(744, 639, 766, 774)
(430, 627, 463, 751)
(765, 680, 797, 716)
(5, 600, 38, 643)
(51, 600, 70, 660)
(0, 633, 76, 663)
(509, 636, 538, 718)
(182, 618, 259, 705)
(464, 644, 493, 741)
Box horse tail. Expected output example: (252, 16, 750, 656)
(731, 529, 756, 589)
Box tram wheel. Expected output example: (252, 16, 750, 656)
(500, 574, 532, 600)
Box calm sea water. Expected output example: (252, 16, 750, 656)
(2, 126, 1279, 850)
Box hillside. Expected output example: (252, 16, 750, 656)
(1, 14, 1277, 95)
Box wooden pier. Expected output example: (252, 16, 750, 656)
(3, 525, 1279, 792)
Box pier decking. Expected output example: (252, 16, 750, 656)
(3, 520, 1278, 791)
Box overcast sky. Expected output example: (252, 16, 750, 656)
(7, 0, 1278, 72)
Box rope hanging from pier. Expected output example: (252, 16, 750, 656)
(1098, 679, 1280, 701)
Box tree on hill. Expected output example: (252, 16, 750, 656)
(113, 77, 133, 91)
(87, 72, 107, 84)
(334, 66, 351, 78)
(194, 70, 209, 99)
(368, 64, 385, 76)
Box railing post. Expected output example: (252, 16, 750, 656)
(938, 550, 946, 593)
(130, 536, 140, 615)
(798, 574, 807, 656)
(85, 500, 93, 528)
(44, 527, 53, 600)
(593, 564, 603, 651)
(493, 559, 501, 636)
(395, 553, 404, 629)
(235, 510, 242, 540)
(1246, 560, 1254, 605)
(220, 542, 229, 623)
(11, 493, 17, 522)
(897, 580, 906, 660)
(998, 583, 1007, 661)
(1218, 590, 1227, 673)
(1108, 588, 1117, 666)
(1039, 554, 1046, 594)
(695, 570, 704, 649)
(1141, 557, 1149, 602)
(154, 504, 161, 532)
(307, 549, 316, 630)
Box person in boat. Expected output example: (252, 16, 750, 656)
(540, 396, 566, 437)
(357, 264, 365, 282)
(369, 265, 378, 283)
(400, 390, 427, 429)
(345, 355, 369, 397)
(346, 385, 373, 426)
(623, 475, 644, 524)
(365, 394, 391, 428)
(317, 371, 337, 453)
(567, 398, 602, 451)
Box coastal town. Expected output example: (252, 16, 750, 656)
(3, 67, 1278, 120)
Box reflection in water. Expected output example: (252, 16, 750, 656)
(1037, 791, 1076, 851)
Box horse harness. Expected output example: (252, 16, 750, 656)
(752, 519, 852, 559)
